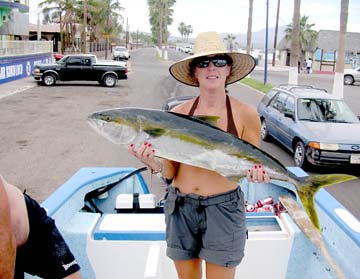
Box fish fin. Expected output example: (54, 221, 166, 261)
(296, 173, 357, 230)
(279, 195, 346, 279)
(143, 127, 166, 137)
(225, 175, 243, 182)
(192, 115, 220, 126)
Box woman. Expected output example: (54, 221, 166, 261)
(129, 32, 269, 279)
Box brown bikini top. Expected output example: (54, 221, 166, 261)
(188, 95, 239, 137)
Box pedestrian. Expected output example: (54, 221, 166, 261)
(0, 175, 82, 279)
(129, 31, 270, 279)
(306, 58, 313, 74)
(298, 60, 301, 73)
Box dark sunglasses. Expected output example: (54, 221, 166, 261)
(193, 56, 231, 68)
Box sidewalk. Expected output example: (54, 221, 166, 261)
(0, 76, 36, 100)
(255, 65, 335, 75)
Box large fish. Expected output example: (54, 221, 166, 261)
(88, 107, 357, 229)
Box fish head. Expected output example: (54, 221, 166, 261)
(88, 108, 142, 145)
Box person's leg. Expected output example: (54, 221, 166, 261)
(64, 271, 82, 279)
(174, 258, 202, 279)
(206, 262, 236, 279)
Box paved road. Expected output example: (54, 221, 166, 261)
(0, 48, 359, 219)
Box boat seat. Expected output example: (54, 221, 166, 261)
(93, 213, 166, 240)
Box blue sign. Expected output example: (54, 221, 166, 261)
(0, 54, 52, 85)
(314, 49, 335, 62)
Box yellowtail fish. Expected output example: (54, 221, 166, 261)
(88, 107, 357, 230)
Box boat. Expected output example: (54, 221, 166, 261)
(24, 166, 360, 279)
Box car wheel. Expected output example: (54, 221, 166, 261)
(261, 119, 271, 141)
(344, 75, 354, 85)
(294, 141, 308, 169)
(42, 73, 56, 86)
(102, 74, 117, 87)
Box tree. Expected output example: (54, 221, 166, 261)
(285, 15, 317, 60)
(288, 0, 301, 84)
(224, 33, 236, 52)
(184, 25, 193, 41)
(148, 0, 176, 46)
(332, 0, 349, 98)
(178, 22, 186, 41)
(246, 0, 253, 55)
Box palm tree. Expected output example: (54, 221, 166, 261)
(148, 0, 176, 46)
(332, 0, 349, 98)
(285, 15, 317, 61)
(178, 22, 186, 41)
(38, 0, 68, 53)
(97, 0, 123, 59)
(184, 25, 193, 41)
(246, 0, 253, 55)
(224, 33, 236, 52)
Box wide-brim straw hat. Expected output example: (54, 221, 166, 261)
(169, 31, 256, 87)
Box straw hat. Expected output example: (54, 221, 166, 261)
(169, 31, 256, 87)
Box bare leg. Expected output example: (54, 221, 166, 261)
(0, 176, 16, 279)
(206, 261, 236, 279)
(64, 271, 82, 279)
(174, 258, 202, 279)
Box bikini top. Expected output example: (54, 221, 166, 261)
(188, 95, 239, 137)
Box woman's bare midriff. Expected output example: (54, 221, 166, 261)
(172, 163, 238, 196)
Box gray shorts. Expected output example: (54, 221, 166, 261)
(164, 186, 246, 267)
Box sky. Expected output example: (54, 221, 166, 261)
(29, 0, 360, 38)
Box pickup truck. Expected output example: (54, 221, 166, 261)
(32, 54, 127, 87)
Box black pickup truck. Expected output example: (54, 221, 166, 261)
(32, 54, 128, 87)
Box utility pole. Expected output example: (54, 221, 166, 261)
(126, 17, 129, 49)
(81, 0, 87, 53)
(272, 0, 280, 67)
(264, 0, 269, 85)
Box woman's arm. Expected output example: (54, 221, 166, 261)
(0, 176, 16, 279)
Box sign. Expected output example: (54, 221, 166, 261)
(0, 54, 52, 85)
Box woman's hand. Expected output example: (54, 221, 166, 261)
(128, 142, 162, 173)
(246, 164, 270, 183)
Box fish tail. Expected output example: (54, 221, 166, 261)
(296, 173, 357, 230)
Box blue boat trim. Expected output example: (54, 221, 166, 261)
(42, 167, 149, 216)
(315, 188, 360, 246)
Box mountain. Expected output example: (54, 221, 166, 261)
(221, 25, 287, 50)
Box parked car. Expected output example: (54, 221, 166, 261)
(112, 46, 130, 60)
(257, 85, 360, 169)
(32, 54, 127, 87)
(344, 67, 360, 85)
(54, 53, 64, 61)
(162, 95, 195, 111)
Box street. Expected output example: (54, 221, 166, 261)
(0, 47, 359, 219)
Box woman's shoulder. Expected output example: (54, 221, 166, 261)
(229, 96, 258, 115)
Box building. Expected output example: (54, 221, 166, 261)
(0, 0, 29, 40)
(29, 23, 61, 52)
(277, 30, 360, 71)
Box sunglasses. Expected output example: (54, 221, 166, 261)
(193, 56, 231, 68)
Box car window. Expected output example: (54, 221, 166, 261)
(260, 89, 278, 106)
(269, 92, 287, 112)
(67, 58, 82, 65)
(84, 58, 92, 65)
(297, 99, 324, 121)
(283, 96, 295, 114)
